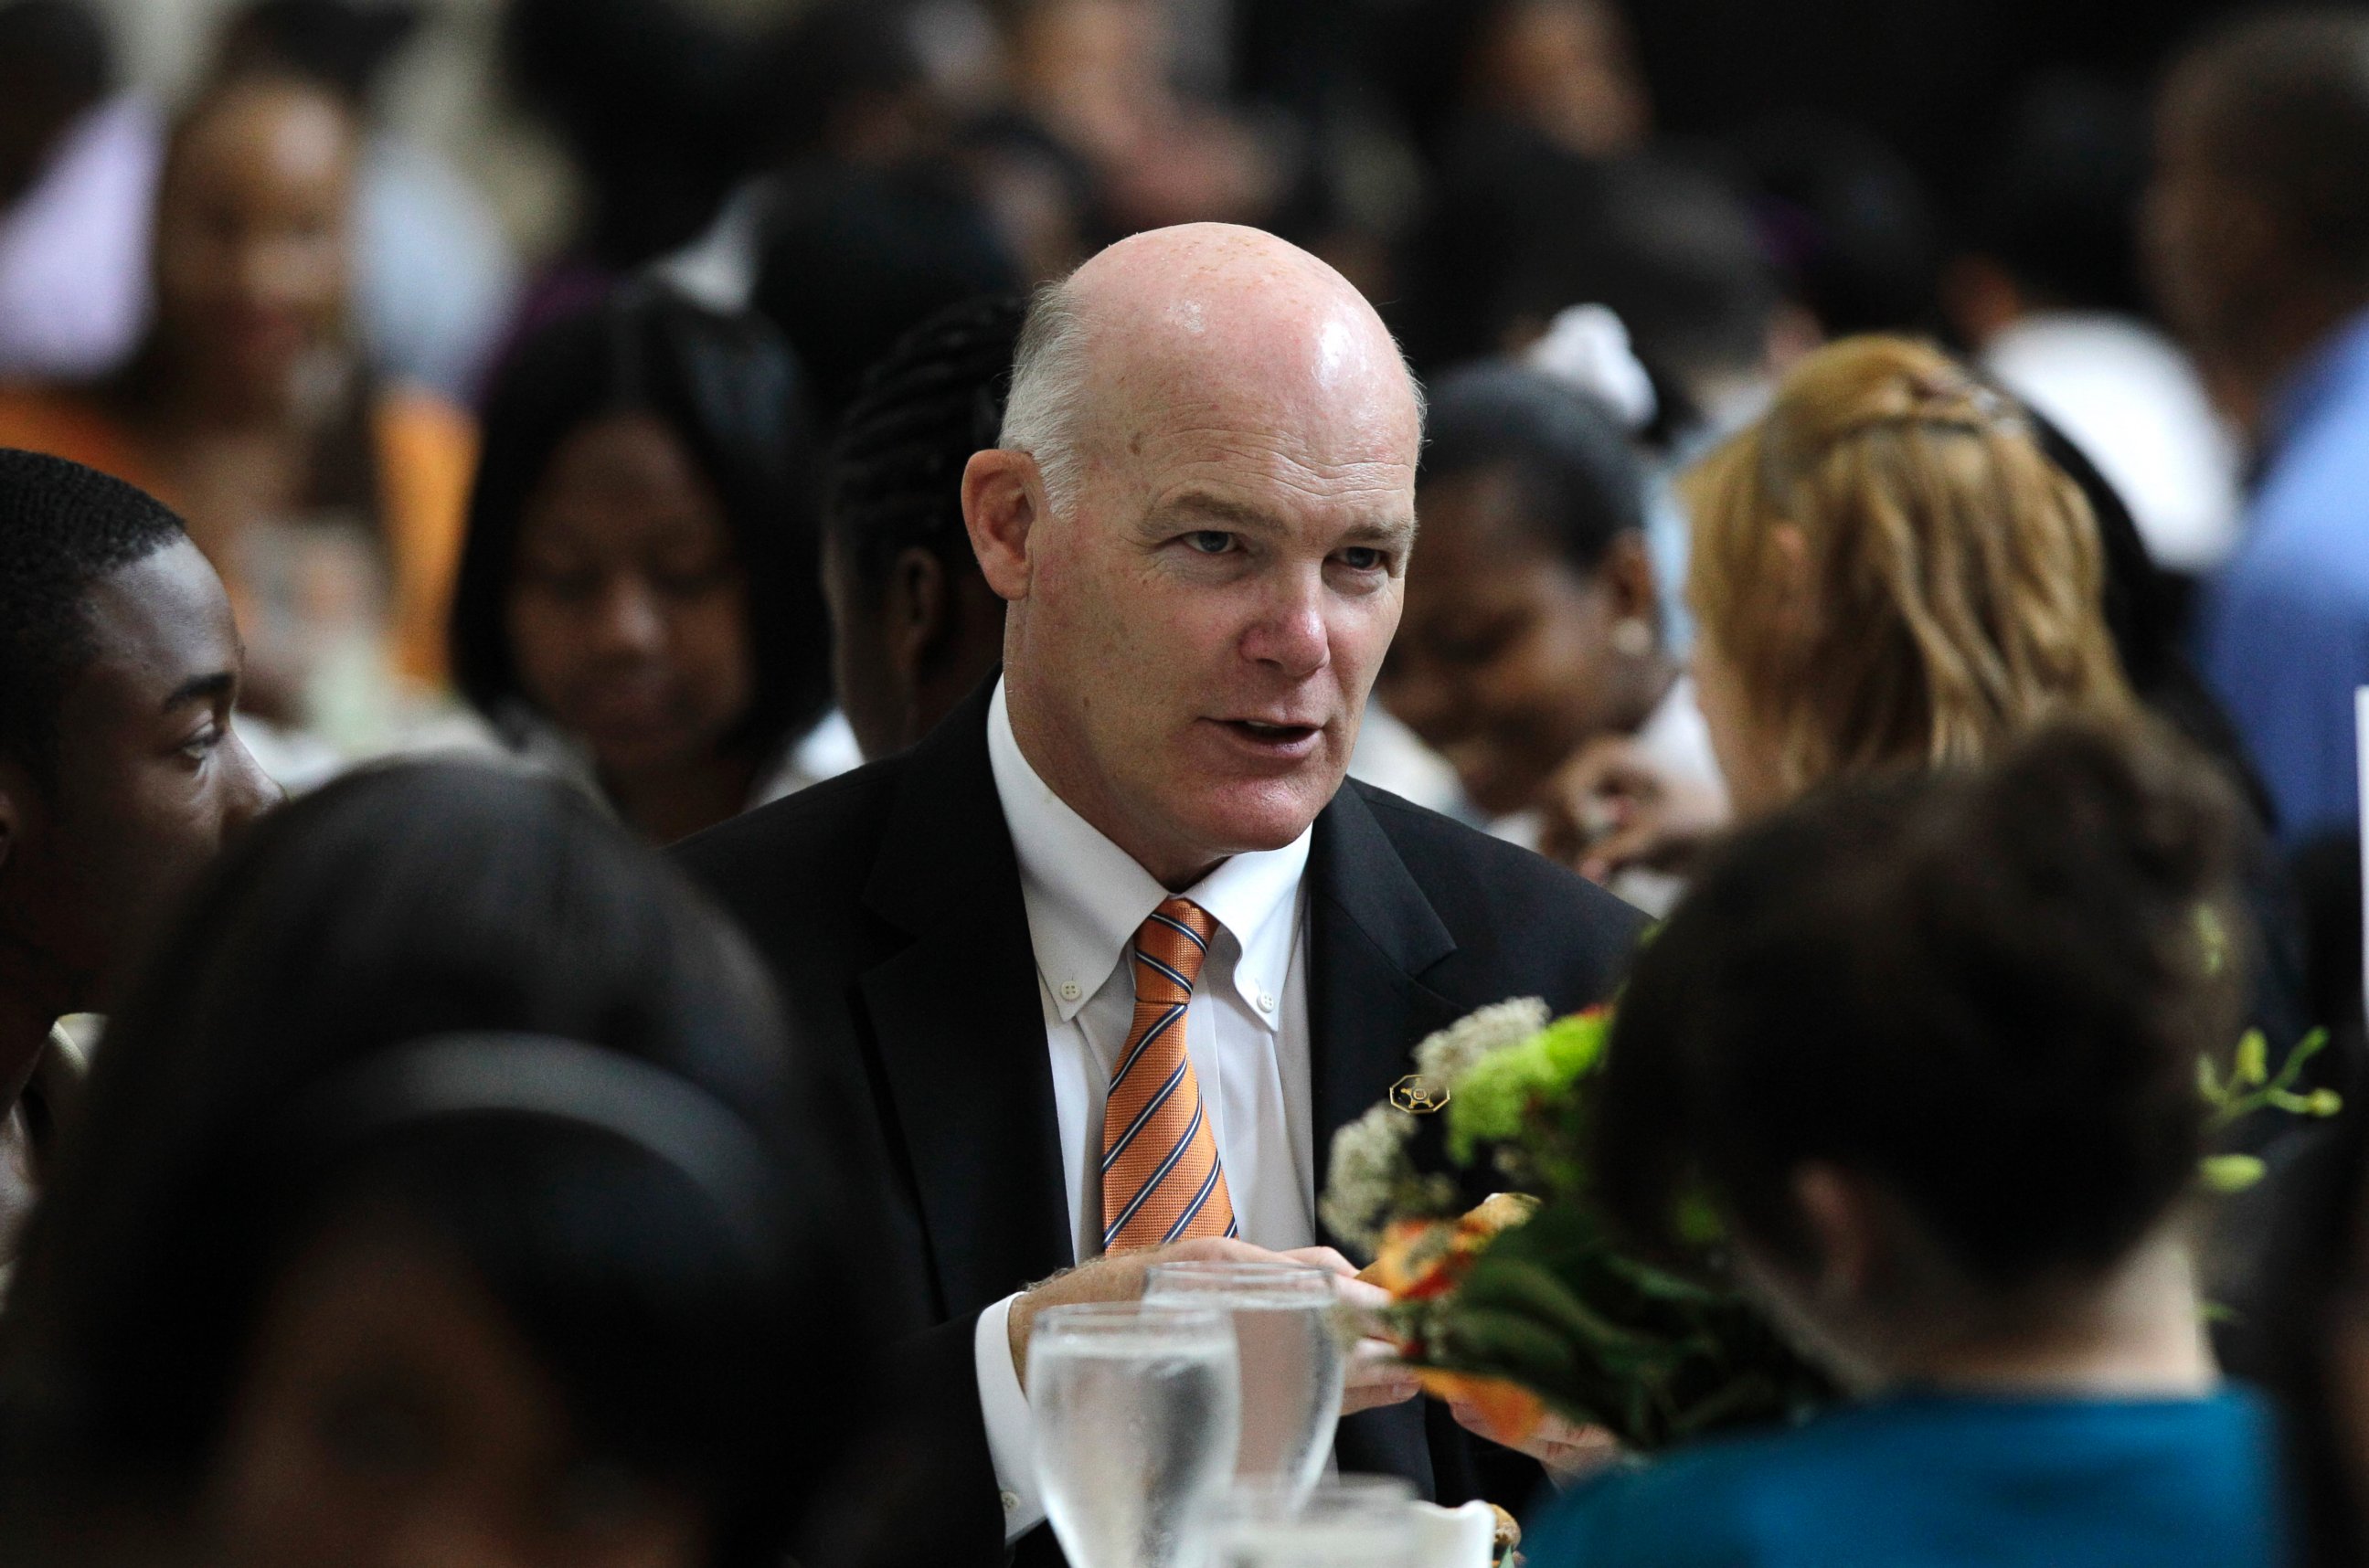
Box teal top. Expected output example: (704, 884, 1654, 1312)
(1524, 1388, 2282, 1568)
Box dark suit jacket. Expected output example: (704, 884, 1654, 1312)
(675, 685, 1645, 1567)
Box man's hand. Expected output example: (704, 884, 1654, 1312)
(1446, 1399, 1621, 1486)
(1006, 1239, 1420, 1416)
(1281, 1245, 1422, 1414)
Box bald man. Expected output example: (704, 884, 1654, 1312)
(679, 225, 1642, 1567)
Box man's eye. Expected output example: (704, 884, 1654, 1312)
(1184, 531, 1235, 556)
(178, 725, 223, 761)
(1338, 546, 1387, 572)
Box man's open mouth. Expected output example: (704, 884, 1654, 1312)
(1219, 718, 1323, 746)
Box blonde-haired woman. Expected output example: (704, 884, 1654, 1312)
(1554, 334, 2133, 876)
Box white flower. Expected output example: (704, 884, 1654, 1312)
(1413, 997, 1551, 1090)
(1320, 1103, 1419, 1258)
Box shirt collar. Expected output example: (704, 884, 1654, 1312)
(985, 680, 1308, 1030)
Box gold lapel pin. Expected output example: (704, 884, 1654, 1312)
(1389, 1075, 1450, 1115)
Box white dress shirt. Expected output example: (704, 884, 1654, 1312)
(972, 680, 1316, 1539)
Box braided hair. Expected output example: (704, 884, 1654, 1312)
(825, 292, 1027, 599)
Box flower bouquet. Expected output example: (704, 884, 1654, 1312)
(1321, 1000, 1832, 1453)
(1323, 992, 2343, 1456)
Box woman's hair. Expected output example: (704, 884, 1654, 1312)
(827, 291, 1026, 596)
(1597, 717, 2249, 1296)
(0, 761, 866, 1566)
(1418, 361, 1648, 577)
(449, 284, 833, 762)
(1683, 334, 2130, 798)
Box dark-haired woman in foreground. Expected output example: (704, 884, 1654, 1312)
(450, 286, 846, 844)
(0, 761, 870, 1567)
(1527, 718, 2281, 1567)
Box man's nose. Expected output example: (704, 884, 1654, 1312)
(1241, 576, 1331, 679)
(222, 728, 285, 833)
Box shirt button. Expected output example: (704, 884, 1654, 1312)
(1002, 1491, 1022, 1514)
(1059, 981, 1081, 1002)
(1257, 991, 1276, 1013)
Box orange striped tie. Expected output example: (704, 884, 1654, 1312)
(1100, 897, 1236, 1253)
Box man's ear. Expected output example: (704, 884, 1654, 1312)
(1791, 1162, 1886, 1306)
(962, 449, 1045, 603)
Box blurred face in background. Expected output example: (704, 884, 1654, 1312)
(1381, 466, 1656, 818)
(505, 414, 755, 785)
(1466, 0, 1651, 158)
(152, 78, 356, 412)
(2142, 80, 2260, 393)
(208, 1213, 705, 1568)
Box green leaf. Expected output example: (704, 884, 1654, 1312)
(2195, 902, 2228, 977)
(1444, 1308, 1581, 1380)
(2234, 1030, 2268, 1087)
(2199, 1154, 2266, 1194)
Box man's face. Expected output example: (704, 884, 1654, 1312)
(1008, 331, 1419, 879)
(2143, 90, 2273, 382)
(0, 540, 279, 1010)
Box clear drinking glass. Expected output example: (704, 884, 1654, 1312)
(1032, 1302, 1243, 1568)
(1206, 1476, 1420, 1568)
(1142, 1260, 1348, 1504)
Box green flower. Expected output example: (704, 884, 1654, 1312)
(1445, 1010, 1611, 1165)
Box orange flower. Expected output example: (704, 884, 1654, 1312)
(1364, 1218, 1469, 1299)
(1416, 1370, 1548, 1446)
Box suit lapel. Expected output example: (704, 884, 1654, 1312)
(860, 688, 1071, 1320)
(1305, 782, 1462, 1150)
(1306, 781, 1463, 1492)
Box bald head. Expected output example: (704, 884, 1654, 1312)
(964, 224, 1423, 887)
(1000, 223, 1423, 510)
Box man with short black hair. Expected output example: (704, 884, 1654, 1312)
(2151, 10, 2369, 842)
(824, 291, 1027, 761)
(0, 449, 276, 1255)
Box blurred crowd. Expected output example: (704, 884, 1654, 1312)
(5, 0, 2369, 1564)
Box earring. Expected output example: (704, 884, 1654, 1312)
(1610, 617, 1654, 659)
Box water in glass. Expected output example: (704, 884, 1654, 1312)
(1032, 1303, 1242, 1568)
(1142, 1261, 1347, 1503)
(1207, 1476, 1421, 1568)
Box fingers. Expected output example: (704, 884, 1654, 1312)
(1527, 1419, 1622, 1485)
(1339, 1338, 1420, 1414)
(1575, 808, 1677, 885)
(1540, 736, 1663, 870)
(1165, 1236, 1275, 1264)
(1278, 1245, 1358, 1277)
(1444, 1402, 1622, 1483)
(1556, 734, 1661, 802)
